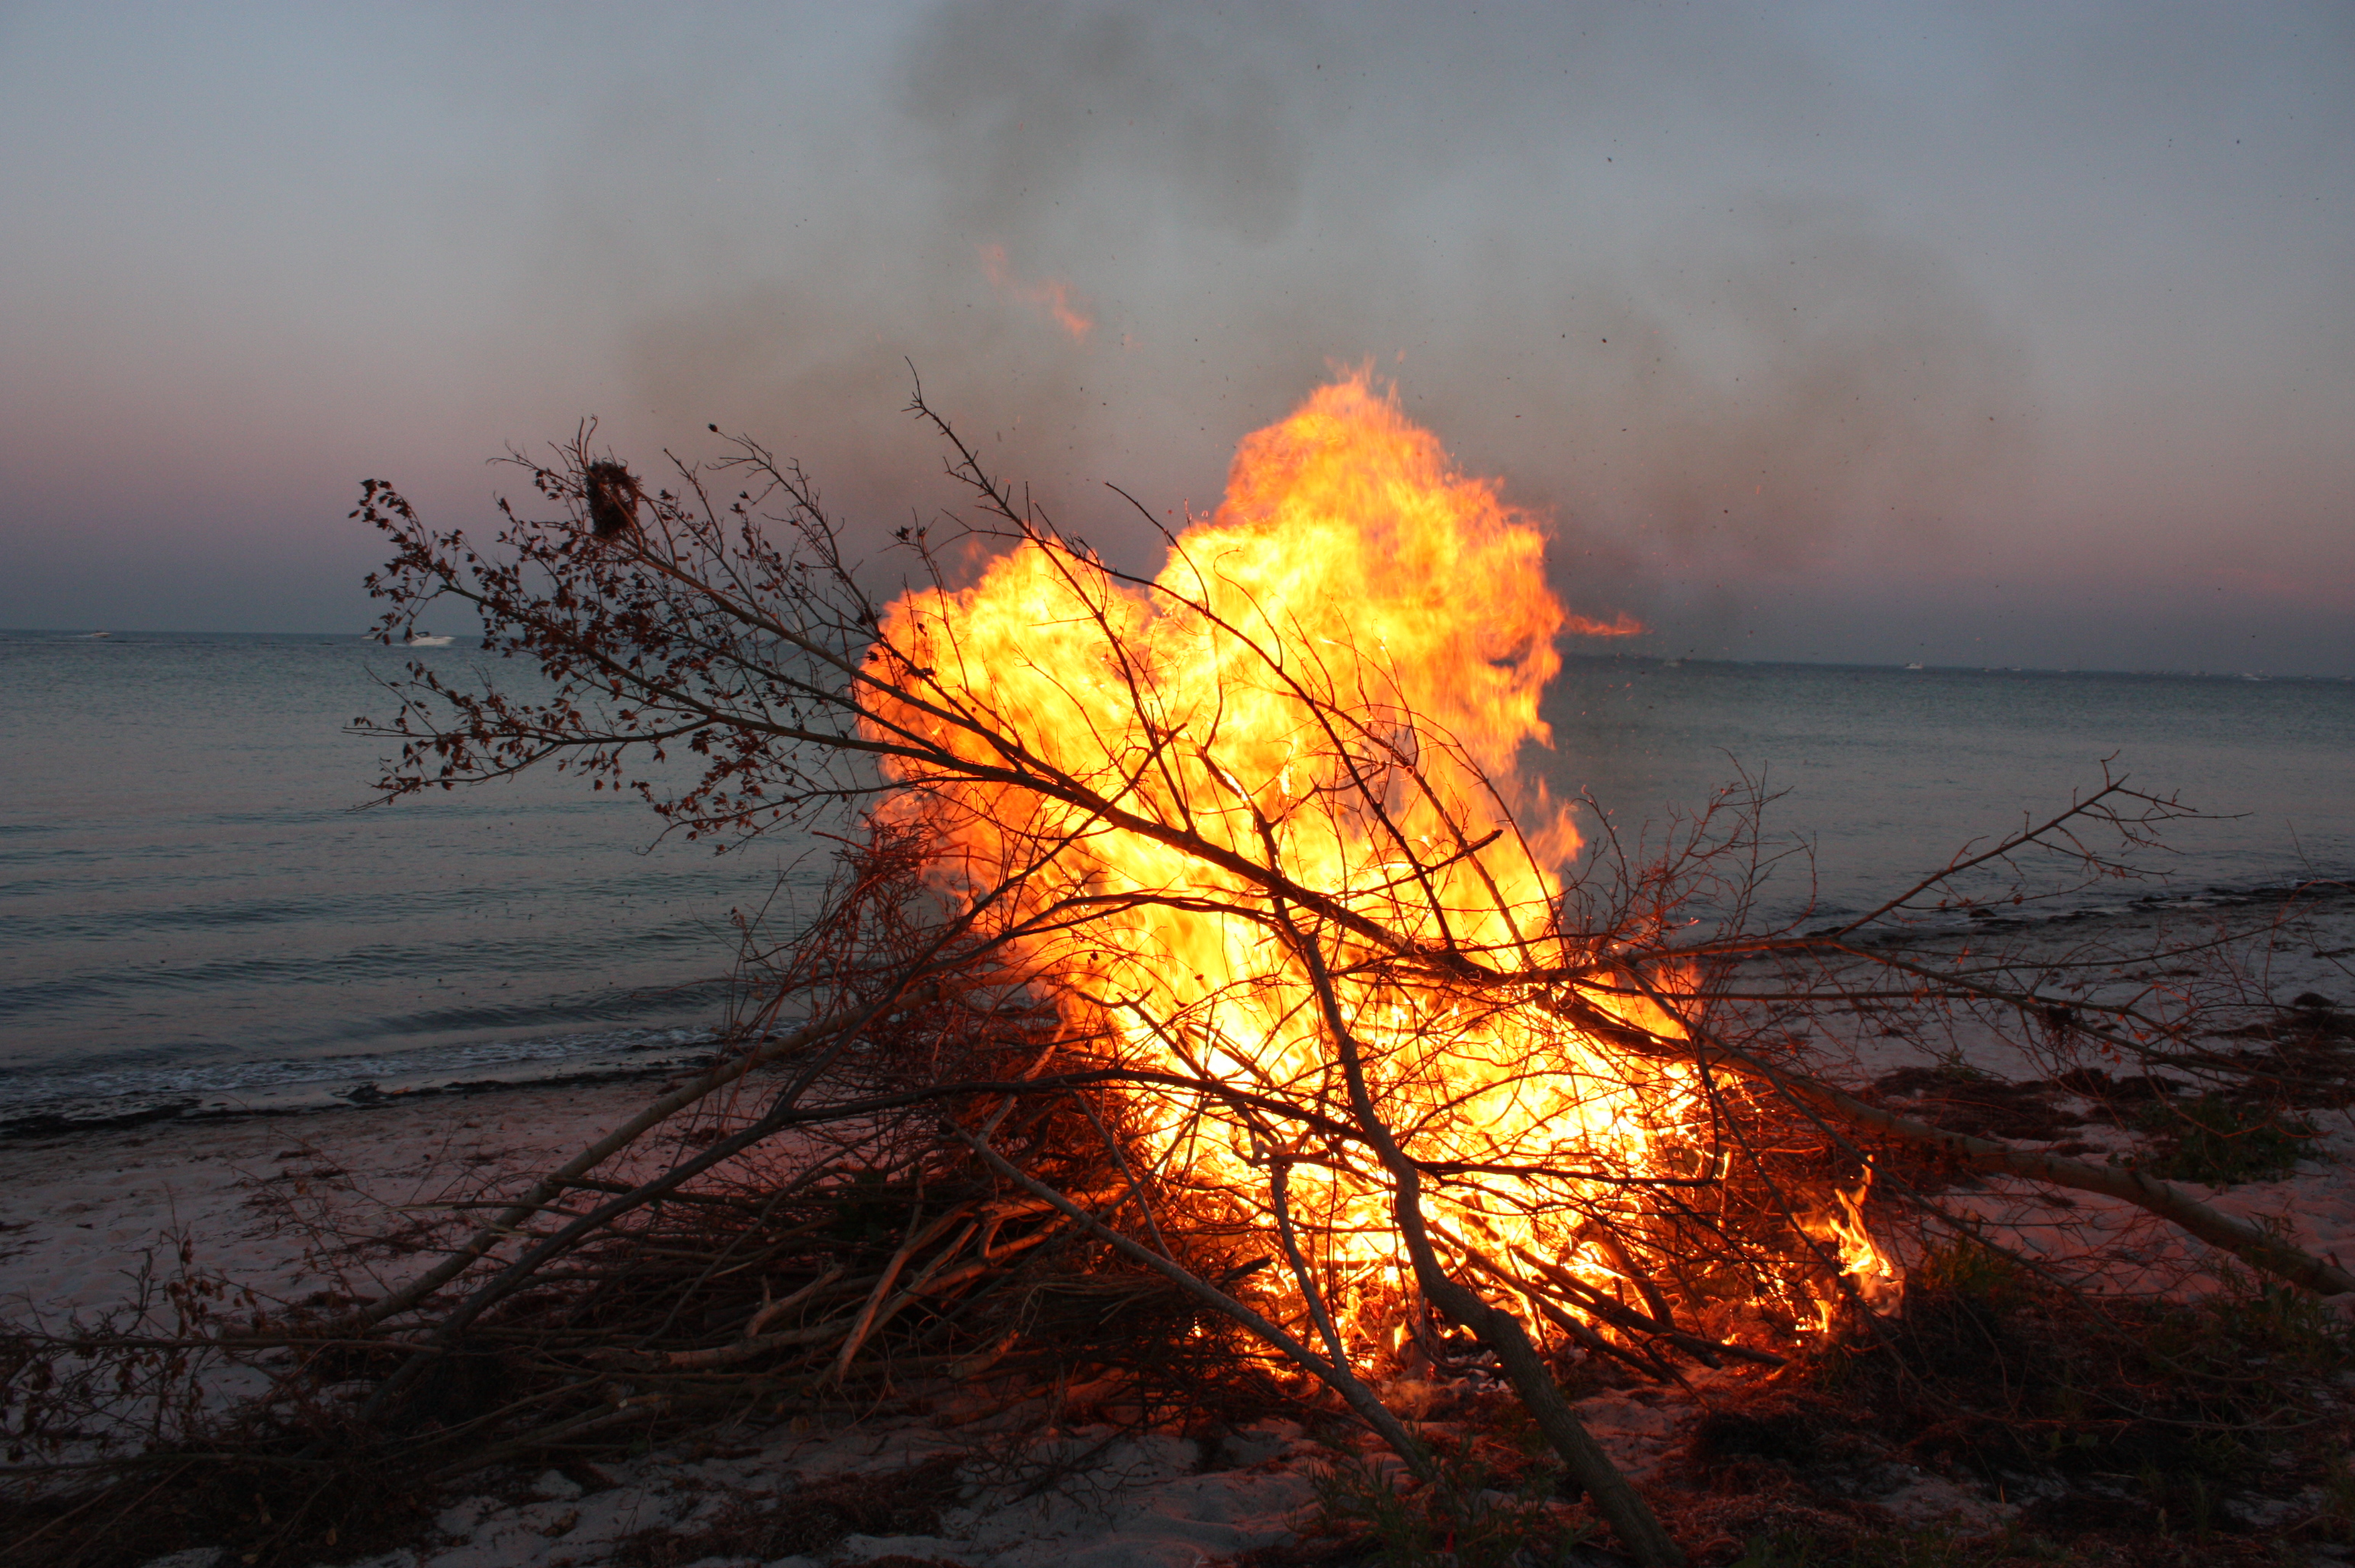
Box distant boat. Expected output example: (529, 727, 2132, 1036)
(1904, 661, 1923, 670)
(405, 631, 455, 647)
(84, 630, 109, 639)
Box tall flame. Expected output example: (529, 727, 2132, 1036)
(868, 372, 1688, 1354)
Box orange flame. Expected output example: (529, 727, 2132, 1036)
(1810, 1169, 1905, 1326)
(978, 243, 1094, 343)
(869, 372, 1688, 1351)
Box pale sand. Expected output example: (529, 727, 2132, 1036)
(0, 1079, 669, 1325)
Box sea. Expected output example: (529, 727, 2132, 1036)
(3, 630, 2350, 1129)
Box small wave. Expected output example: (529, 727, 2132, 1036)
(0, 1023, 731, 1135)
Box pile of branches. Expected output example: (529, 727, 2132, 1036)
(5, 386, 2348, 1568)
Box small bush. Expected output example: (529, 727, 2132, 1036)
(1308, 1438, 1586, 1568)
(2133, 1093, 2315, 1184)
(1910, 1236, 2033, 1312)
(2164, 1258, 2354, 1376)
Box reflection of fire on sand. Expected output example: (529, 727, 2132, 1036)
(11, 378, 2354, 1568)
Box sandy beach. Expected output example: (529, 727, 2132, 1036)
(0, 1080, 672, 1328)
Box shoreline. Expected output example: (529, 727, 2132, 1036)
(0, 1030, 725, 1142)
(0, 1055, 705, 1143)
(0, 1075, 675, 1326)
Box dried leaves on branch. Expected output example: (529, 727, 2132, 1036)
(6, 376, 2349, 1567)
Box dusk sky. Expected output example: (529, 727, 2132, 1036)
(3, 2, 2350, 673)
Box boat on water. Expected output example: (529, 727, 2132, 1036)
(404, 631, 455, 647)
(1904, 661, 1923, 670)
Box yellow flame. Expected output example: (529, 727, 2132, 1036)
(868, 372, 1689, 1351)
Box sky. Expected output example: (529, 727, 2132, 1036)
(2, 1, 2350, 673)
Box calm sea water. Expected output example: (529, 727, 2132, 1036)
(1543, 657, 2354, 922)
(0, 631, 821, 1124)
(3, 631, 2350, 1123)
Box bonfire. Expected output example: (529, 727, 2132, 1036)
(5, 374, 2349, 1568)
